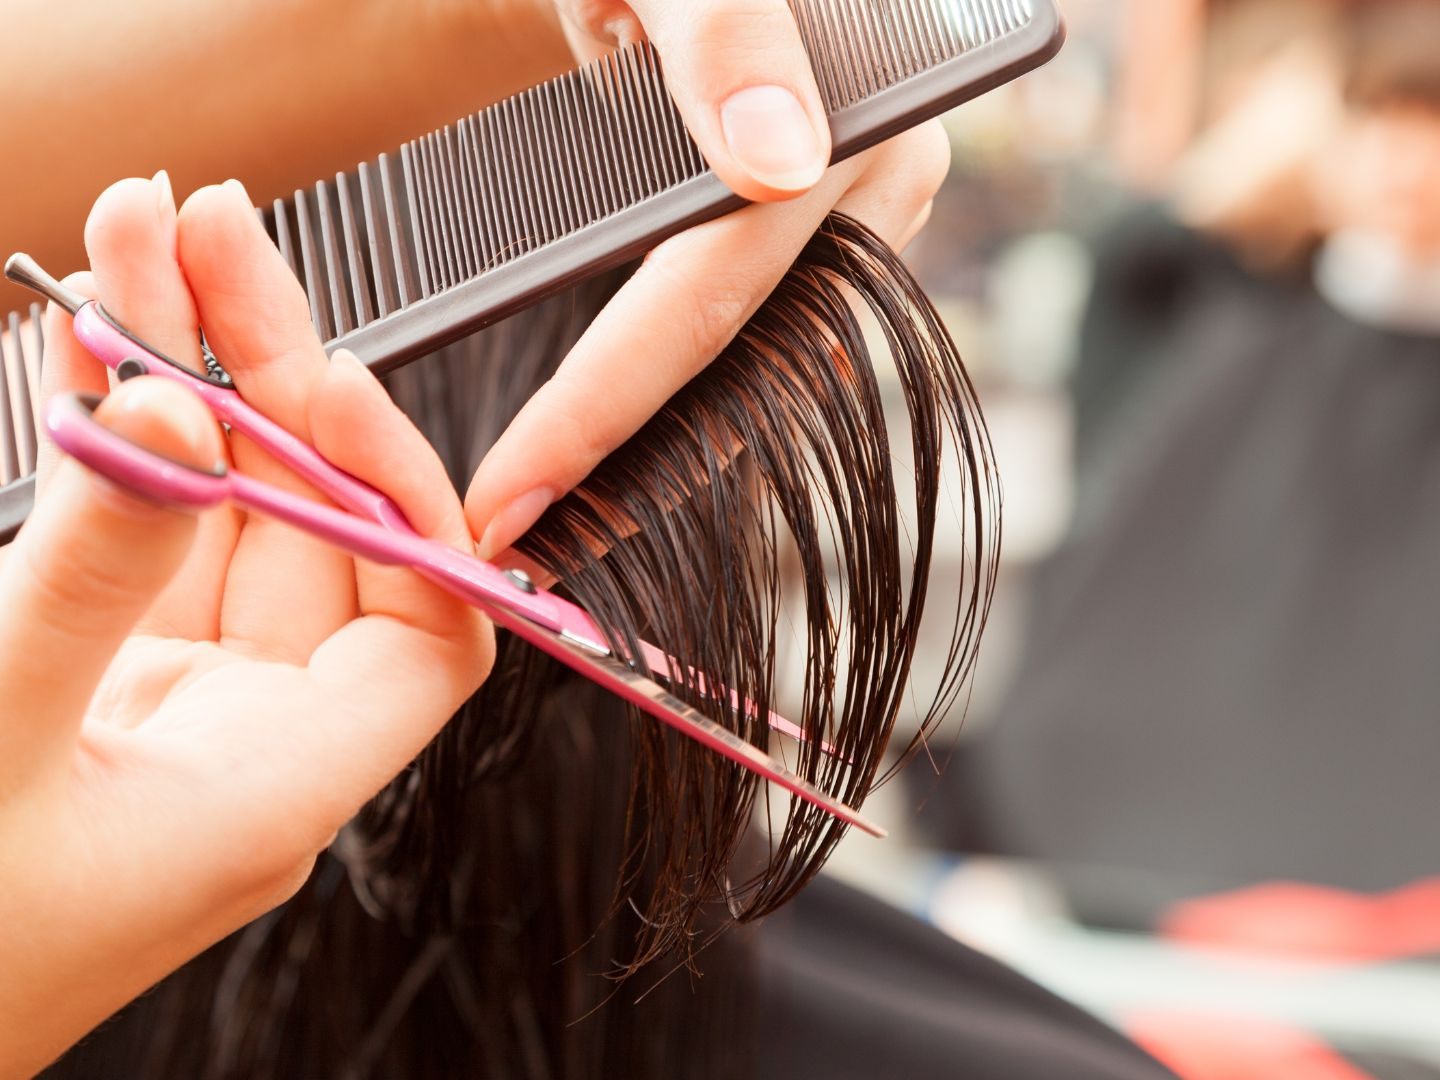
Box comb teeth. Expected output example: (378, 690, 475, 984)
(277, 40, 704, 338)
(0, 305, 41, 488)
(254, 0, 1054, 371)
(1, 0, 1061, 542)
(794, 0, 1034, 107)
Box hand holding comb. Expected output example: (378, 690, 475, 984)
(1, 0, 1062, 541)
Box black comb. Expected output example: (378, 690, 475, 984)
(1, 0, 1063, 542)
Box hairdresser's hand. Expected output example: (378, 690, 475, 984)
(0, 177, 492, 1079)
(466, 0, 950, 556)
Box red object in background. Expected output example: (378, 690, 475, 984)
(1160, 878, 1440, 963)
(1127, 1011, 1373, 1080)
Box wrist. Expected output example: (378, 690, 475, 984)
(0, 796, 302, 1078)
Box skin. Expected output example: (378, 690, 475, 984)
(0, 1, 949, 1071)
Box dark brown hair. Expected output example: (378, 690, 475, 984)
(46, 214, 998, 1079)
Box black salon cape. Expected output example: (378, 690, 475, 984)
(949, 205, 1440, 905)
(755, 875, 1173, 1080)
(46, 873, 1171, 1079)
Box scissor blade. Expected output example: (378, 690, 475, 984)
(486, 606, 885, 838)
(631, 638, 850, 761)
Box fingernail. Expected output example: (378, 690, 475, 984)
(329, 348, 378, 388)
(102, 378, 223, 472)
(153, 170, 176, 250)
(477, 486, 554, 562)
(719, 85, 826, 192)
(153, 169, 173, 212)
(222, 177, 253, 207)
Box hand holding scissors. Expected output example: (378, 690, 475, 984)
(7, 247, 874, 836)
(0, 175, 878, 1077)
(0, 177, 500, 1077)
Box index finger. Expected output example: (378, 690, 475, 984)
(463, 163, 850, 558)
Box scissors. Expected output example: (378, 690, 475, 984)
(6, 252, 882, 838)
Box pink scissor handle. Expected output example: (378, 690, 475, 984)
(45, 394, 232, 509)
(70, 303, 412, 532)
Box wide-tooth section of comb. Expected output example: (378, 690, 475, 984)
(0, 306, 41, 484)
(0, 305, 41, 540)
(0, 0, 1062, 542)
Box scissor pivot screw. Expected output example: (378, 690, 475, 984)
(505, 569, 537, 594)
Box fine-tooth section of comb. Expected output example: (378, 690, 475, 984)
(269, 0, 1060, 375)
(0, 0, 1062, 542)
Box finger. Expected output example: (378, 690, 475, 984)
(299, 349, 492, 811)
(176, 181, 355, 663)
(300, 609, 492, 817)
(36, 274, 104, 497)
(309, 350, 469, 547)
(0, 378, 222, 785)
(465, 120, 949, 557)
(555, 1, 634, 62)
(310, 349, 484, 681)
(465, 158, 865, 557)
(826, 121, 952, 249)
(898, 200, 934, 252)
(582, 0, 831, 201)
(81, 174, 241, 640)
(85, 173, 205, 371)
(177, 181, 333, 430)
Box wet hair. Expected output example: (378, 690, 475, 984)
(1344, 1, 1440, 111)
(44, 214, 998, 1079)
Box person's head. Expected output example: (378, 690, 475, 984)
(1315, 1, 1440, 256)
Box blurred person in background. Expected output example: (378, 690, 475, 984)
(921, 1, 1440, 1073)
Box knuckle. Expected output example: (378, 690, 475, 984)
(19, 524, 144, 635)
(83, 177, 160, 256)
(849, 123, 951, 243)
(895, 121, 952, 205)
(466, 620, 497, 687)
(174, 183, 231, 244)
(238, 852, 319, 915)
(58, 272, 94, 301)
(644, 249, 754, 360)
(688, 284, 753, 360)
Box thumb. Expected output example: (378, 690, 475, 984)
(0, 377, 223, 781)
(622, 0, 831, 200)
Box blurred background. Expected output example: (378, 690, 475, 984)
(821, 1, 1440, 1076)
(4, 1, 1440, 1075)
